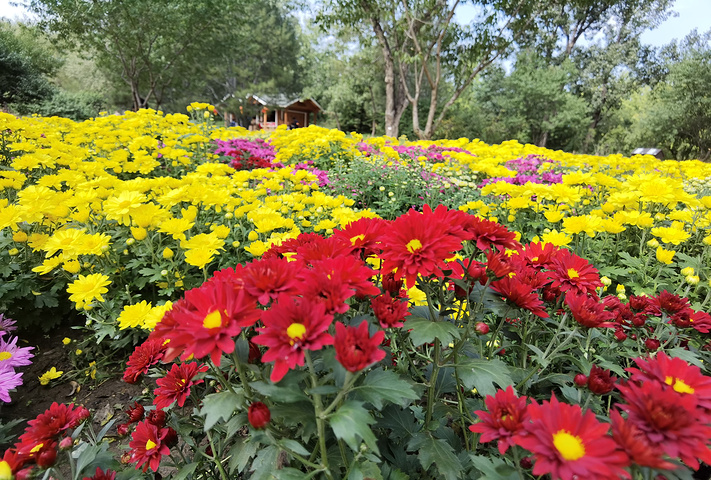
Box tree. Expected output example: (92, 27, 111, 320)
(25, 0, 246, 111)
(318, 0, 543, 139)
(0, 20, 58, 108)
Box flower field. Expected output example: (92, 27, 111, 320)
(1, 103, 711, 479)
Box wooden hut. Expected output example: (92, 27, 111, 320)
(631, 148, 664, 160)
(246, 94, 322, 130)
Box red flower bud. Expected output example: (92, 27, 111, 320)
(164, 427, 179, 448)
(382, 272, 403, 296)
(16, 468, 34, 480)
(645, 338, 660, 351)
(475, 322, 490, 335)
(117, 423, 130, 436)
(587, 365, 616, 395)
(519, 457, 533, 469)
(574, 374, 588, 387)
(36, 447, 57, 468)
(59, 436, 73, 450)
(248, 340, 261, 363)
(146, 409, 167, 428)
(247, 402, 271, 429)
(120, 452, 132, 464)
(631, 315, 646, 327)
(614, 329, 627, 342)
(126, 402, 145, 423)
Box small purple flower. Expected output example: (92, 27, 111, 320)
(0, 314, 17, 337)
(0, 364, 23, 403)
(0, 335, 34, 369)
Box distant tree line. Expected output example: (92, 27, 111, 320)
(1, 0, 710, 160)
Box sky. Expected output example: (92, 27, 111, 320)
(1, 0, 711, 48)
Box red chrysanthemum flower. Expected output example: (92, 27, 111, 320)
(82, 467, 118, 480)
(371, 292, 410, 328)
(129, 420, 171, 472)
(151, 277, 260, 366)
(486, 250, 515, 278)
(515, 395, 630, 480)
(461, 215, 520, 251)
(565, 293, 614, 328)
(469, 386, 529, 454)
(253, 295, 334, 382)
(649, 290, 690, 316)
(153, 362, 208, 410)
(549, 250, 602, 296)
(447, 258, 487, 298)
(587, 365, 616, 395)
(242, 257, 303, 305)
(18, 402, 90, 447)
(625, 352, 711, 414)
(617, 379, 711, 470)
(299, 255, 380, 314)
(247, 402, 271, 429)
(124, 338, 168, 384)
(610, 410, 675, 471)
(515, 242, 559, 270)
(380, 206, 464, 287)
(332, 217, 387, 257)
(491, 276, 549, 318)
(334, 321, 386, 372)
(292, 235, 352, 266)
(261, 232, 324, 261)
(691, 310, 711, 333)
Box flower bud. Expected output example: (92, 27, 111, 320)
(686, 275, 699, 285)
(147, 409, 167, 428)
(645, 338, 660, 351)
(587, 365, 615, 395)
(58, 436, 73, 450)
(117, 423, 130, 437)
(474, 322, 490, 335)
(162, 247, 174, 259)
(681, 266, 695, 277)
(574, 374, 588, 387)
(600, 276, 611, 287)
(248, 402, 271, 429)
(126, 402, 145, 423)
(614, 330, 627, 342)
(164, 427, 179, 448)
(36, 447, 57, 468)
(647, 238, 660, 248)
(519, 457, 533, 469)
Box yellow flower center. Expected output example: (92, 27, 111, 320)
(203, 310, 223, 329)
(567, 268, 580, 279)
(406, 238, 423, 253)
(0, 460, 12, 480)
(0, 352, 11, 361)
(30, 442, 44, 454)
(286, 322, 306, 341)
(350, 234, 365, 245)
(665, 376, 695, 394)
(146, 439, 157, 451)
(552, 430, 585, 461)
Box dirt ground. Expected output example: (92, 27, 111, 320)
(0, 320, 144, 452)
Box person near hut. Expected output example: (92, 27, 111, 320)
(288, 117, 300, 130)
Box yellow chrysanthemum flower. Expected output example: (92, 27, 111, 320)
(66, 273, 111, 309)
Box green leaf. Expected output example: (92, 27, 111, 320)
(456, 359, 513, 397)
(199, 391, 241, 430)
(354, 368, 419, 409)
(172, 463, 199, 480)
(273, 467, 314, 479)
(250, 445, 281, 480)
(279, 438, 310, 457)
(409, 434, 462, 480)
(349, 460, 384, 480)
(228, 437, 259, 474)
(468, 454, 519, 480)
(252, 380, 310, 403)
(329, 400, 379, 454)
(667, 347, 703, 367)
(377, 405, 420, 440)
(406, 318, 461, 346)
(307, 385, 341, 395)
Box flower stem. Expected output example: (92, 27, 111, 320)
(205, 429, 229, 480)
(425, 339, 441, 429)
(305, 351, 334, 480)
